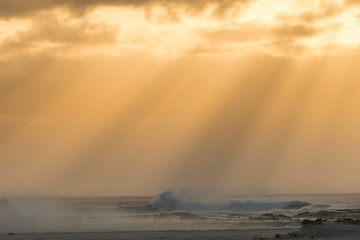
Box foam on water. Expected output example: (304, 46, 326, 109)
(1, 192, 360, 233)
(151, 190, 310, 212)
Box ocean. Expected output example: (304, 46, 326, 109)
(1, 191, 360, 239)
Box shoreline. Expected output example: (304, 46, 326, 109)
(0, 221, 359, 240)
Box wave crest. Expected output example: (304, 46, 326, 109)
(151, 190, 310, 212)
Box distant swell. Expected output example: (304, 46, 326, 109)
(151, 191, 310, 212)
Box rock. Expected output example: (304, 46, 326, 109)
(274, 233, 282, 238)
(302, 219, 325, 226)
(294, 209, 360, 220)
(286, 232, 298, 238)
(335, 218, 360, 225)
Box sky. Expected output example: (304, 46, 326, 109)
(1, 0, 360, 196)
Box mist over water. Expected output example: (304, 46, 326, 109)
(1, 190, 360, 234)
(151, 190, 310, 212)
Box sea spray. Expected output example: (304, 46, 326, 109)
(151, 190, 310, 212)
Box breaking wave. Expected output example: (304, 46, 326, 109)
(151, 190, 310, 212)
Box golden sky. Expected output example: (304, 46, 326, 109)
(1, 0, 360, 196)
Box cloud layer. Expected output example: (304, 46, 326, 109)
(1, 0, 359, 59)
(0, 0, 253, 18)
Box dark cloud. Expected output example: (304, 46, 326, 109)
(0, 0, 254, 18)
(186, 24, 269, 56)
(201, 24, 269, 43)
(265, 24, 321, 56)
(273, 24, 319, 39)
(345, 0, 360, 5)
(296, 7, 341, 23)
(0, 14, 118, 56)
(266, 39, 306, 56)
(187, 45, 233, 56)
(194, 23, 320, 57)
(277, 4, 343, 24)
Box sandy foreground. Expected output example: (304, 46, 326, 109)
(0, 222, 359, 240)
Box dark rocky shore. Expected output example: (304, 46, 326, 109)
(256, 210, 360, 240)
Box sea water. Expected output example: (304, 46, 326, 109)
(1, 192, 360, 238)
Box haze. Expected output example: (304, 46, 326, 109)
(1, 0, 360, 196)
